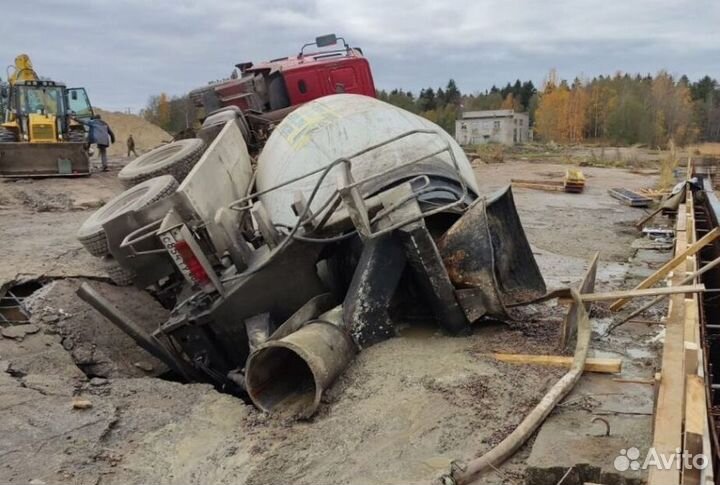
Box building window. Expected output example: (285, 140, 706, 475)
(493, 120, 500, 131)
(519, 119, 524, 126)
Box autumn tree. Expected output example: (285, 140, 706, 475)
(157, 92, 171, 130)
(651, 71, 697, 145)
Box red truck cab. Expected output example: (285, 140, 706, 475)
(190, 35, 376, 117)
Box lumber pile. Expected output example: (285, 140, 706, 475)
(563, 169, 585, 193)
(638, 187, 671, 200)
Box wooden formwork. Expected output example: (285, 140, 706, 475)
(648, 161, 715, 485)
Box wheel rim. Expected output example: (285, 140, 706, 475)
(93, 185, 150, 223)
(134, 144, 186, 168)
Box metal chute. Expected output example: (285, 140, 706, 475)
(438, 186, 546, 320)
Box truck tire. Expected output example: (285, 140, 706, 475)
(118, 138, 205, 188)
(101, 255, 136, 286)
(202, 107, 250, 144)
(77, 175, 179, 257)
(0, 126, 18, 142)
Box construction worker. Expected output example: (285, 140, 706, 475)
(79, 114, 115, 172)
(127, 134, 138, 158)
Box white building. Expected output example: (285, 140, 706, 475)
(455, 109, 530, 146)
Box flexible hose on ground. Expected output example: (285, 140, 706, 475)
(438, 287, 592, 485)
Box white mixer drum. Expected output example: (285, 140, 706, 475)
(255, 94, 478, 227)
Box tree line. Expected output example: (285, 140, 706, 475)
(376, 79, 538, 137)
(380, 72, 720, 147)
(533, 70, 713, 147)
(142, 70, 720, 147)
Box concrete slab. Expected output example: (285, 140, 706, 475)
(526, 410, 651, 485)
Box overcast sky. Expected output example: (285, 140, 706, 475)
(2, 0, 718, 112)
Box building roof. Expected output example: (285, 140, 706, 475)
(460, 109, 526, 119)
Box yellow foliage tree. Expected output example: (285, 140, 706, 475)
(157, 92, 171, 130)
(651, 71, 697, 146)
(500, 93, 521, 112)
(535, 70, 588, 143)
(567, 81, 589, 142)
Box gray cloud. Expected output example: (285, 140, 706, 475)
(2, 0, 718, 111)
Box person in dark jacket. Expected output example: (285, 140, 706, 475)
(126, 134, 138, 158)
(80, 114, 115, 171)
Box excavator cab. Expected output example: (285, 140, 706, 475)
(67, 87, 94, 120)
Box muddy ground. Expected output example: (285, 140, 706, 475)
(0, 155, 666, 484)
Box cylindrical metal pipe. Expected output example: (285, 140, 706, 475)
(245, 313, 356, 419)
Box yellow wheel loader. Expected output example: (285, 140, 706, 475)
(0, 54, 94, 177)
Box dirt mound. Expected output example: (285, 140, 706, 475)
(95, 108, 171, 157)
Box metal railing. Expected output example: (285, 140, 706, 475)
(227, 128, 469, 239)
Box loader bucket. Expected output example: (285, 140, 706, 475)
(0, 142, 90, 177)
(438, 186, 546, 320)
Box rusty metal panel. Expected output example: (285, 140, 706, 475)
(438, 186, 546, 320)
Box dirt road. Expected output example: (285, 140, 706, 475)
(0, 156, 663, 484)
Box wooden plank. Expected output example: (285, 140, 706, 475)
(635, 206, 664, 229)
(581, 284, 704, 302)
(684, 297, 698, 349)
(609, 227, 720, 311)
(493, 353, 622, 373)
(647, 227, 688, 485)
(511, 181, 566, 192)
(682, 375, 705, 485)
(677, 207, 688, 232)
(560, 252, 598, 350)
(511, 178, 564, 187)
(685, 374, 705, 434)
(612, 377, 656, 385)
(684, 341, 699, 376)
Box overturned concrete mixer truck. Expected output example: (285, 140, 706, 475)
(75, 94, 546, 418)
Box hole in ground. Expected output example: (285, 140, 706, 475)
(0, 280, 44, 324)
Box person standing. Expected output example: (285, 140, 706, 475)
(127, 134, 138, 158)
(87, 115, 115, 171)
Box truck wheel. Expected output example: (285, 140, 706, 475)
(0, 126, 18, 142)
(118, 138, 205, 188)
(77, 175, 179, 257)
(101, 255, 136, 286)
(201, 107, 250, 144)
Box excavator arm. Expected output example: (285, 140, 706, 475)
(7, 54, 38, 85)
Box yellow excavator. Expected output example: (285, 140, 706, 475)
(0, 54, 95, 176)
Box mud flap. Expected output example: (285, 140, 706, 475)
(0, 142, 90, 177)
(438, 186, 546, 321)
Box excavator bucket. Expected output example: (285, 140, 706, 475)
(0, 141, 90, 177)
(438, 186, 546, 320)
